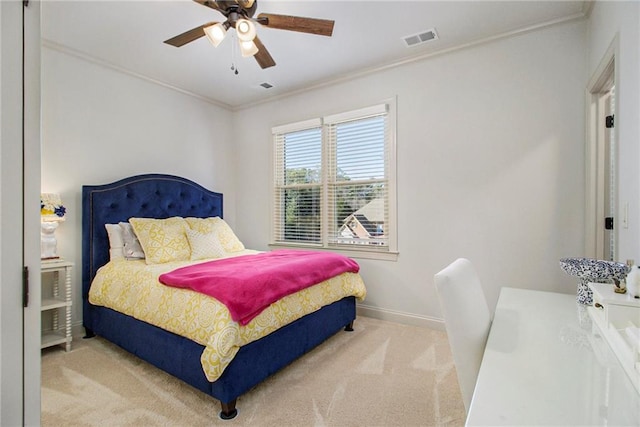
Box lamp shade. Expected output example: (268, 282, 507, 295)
(40, 193, 66, 222)
(239, 39, 259, 57)
(204, 23, 226, 47)
(235, 19, 256, 42)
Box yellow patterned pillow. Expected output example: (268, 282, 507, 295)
(186, 229, 227, 261)
(129, 217, 190, 264)
(184, 217, 245, 253)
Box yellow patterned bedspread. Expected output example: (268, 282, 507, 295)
(88, 250, 367, 382)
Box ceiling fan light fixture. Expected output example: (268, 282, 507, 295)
(236, 0, 255, 8)
(204, 23, 226, 47)
(168, 2, 336, 70)
(239, 39, 259, 57)
(236, 19, 256, 42)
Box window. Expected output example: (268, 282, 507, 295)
(272, 101, 397, 258)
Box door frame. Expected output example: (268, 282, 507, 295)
(24, 0, 42, 425)
(585, 36, 618, 260)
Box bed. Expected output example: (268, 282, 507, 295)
(82, 173, 365, 419)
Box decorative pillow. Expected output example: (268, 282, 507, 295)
(186, 229, 227, 261)
(129, 217, 190, 264)
(118, 222, 145, 260)
(105, 224, 125, 261)
(185, 217, 245, 253)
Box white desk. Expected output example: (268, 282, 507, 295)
(466, 287, 640, 426)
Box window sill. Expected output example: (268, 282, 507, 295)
(268, 243, 398, 262)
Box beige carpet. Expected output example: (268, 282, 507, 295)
(41, 316, 465, 426)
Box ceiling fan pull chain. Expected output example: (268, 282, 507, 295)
(231, 33, 240, 75)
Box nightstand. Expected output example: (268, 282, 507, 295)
(41, 259, 73, 351)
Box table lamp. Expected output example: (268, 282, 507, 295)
(40, 193, 66, 259)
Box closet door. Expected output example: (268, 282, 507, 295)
(0, 1, 41, 425)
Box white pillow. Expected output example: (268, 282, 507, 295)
(119, 222, 145, 260)
(105, 224, 125, 261)
(186, 229, 227, 261)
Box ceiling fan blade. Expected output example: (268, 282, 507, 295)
(253, 36, 276, 69)
(164, 22, 217, 47)
(257, 13, 334, 37)
(192, 0, 222, 12)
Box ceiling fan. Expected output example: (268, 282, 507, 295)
(164, 0, 335, 69)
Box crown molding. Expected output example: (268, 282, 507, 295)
(42, 4, 589, 114)
(233, 9, 589, 111)
(42, 38, 233, 110)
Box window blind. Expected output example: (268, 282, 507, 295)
(273, 125, 323, 244)
(326, 112, 389, 247)
(272, 101, 394, 253)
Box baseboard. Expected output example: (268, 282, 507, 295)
(72, 322, 86, 340)
(356, 304, 445, 331)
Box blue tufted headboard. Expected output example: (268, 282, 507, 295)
(81, 174, 223, 330)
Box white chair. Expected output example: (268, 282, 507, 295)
(434, 258, 492, 414)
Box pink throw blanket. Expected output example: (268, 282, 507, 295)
(158, 250, 359, 325)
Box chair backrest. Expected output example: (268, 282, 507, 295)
(434, 258, 491, 414)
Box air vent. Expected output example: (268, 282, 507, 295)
(403, 28, 438, 47)
(260, 82, 273, 89)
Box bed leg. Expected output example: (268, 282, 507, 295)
(83, 328, 95, 339)
(344, 321, 354, 332)
(219, 399, 238, 420)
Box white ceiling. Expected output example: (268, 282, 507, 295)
(42, 0, 589, 110)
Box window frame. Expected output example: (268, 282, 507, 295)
(270, 99, 398, 261)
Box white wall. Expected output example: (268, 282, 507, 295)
(41, 47, 236, 328)
(587, 1, 640, 264)
(42, 15, 602, 329)
(232, 20, 588, 325)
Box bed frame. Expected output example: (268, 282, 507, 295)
(82, 174, 356, 419)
